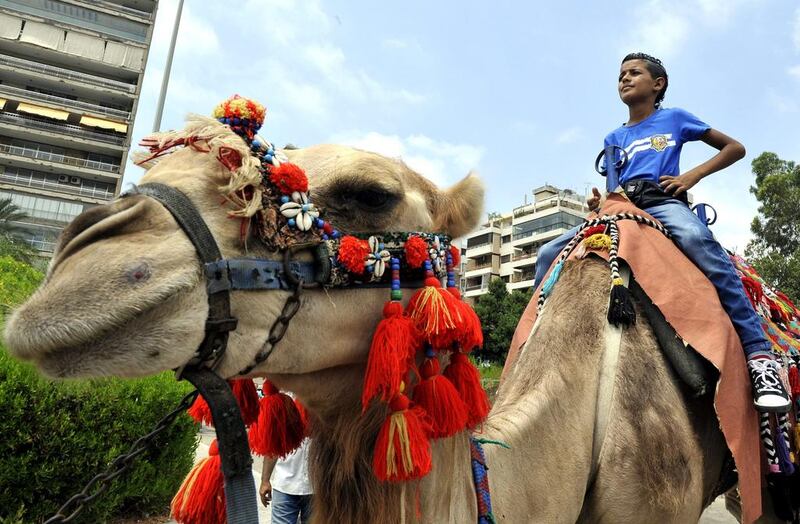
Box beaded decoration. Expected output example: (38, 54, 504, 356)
(150, 95, 491, 523)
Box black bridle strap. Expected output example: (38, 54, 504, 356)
(181, 367, 259, 524)
(132, 183, 237, 369)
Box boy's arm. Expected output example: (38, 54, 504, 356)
(659, 128, 746, 196)
(259, 457, 278, 506)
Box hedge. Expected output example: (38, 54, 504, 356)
(0, 256, 199, 523)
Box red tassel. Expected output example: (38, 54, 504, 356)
(789, 365, 800, 399)
(443, 352, 490, 428)
(187, 395, 213, 426)
(406, 277, 460, 339)
(171, 440, 225, 524)
(338, 236, 371, 274)
(404, 236, 430, 268)
(362, 302, 420, 411)
(248, 381, 305, 458)
(373, 393, 432, 482)
(448, 287, 483, 351)
(412, 357, 468, 439)
(231, 379, 260, 427)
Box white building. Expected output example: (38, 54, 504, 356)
(0, 0, 158, 255)
(461, 185, 589, 300)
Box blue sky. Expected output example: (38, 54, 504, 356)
(127, 0, 800, 251)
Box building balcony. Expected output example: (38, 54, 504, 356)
(465, 243, 495, 257)
(0, 84, 131, 121)
(0, 142, 120, 175)
(0, 171, 115, 201)
(0, 112, 125, 147)
(0, 54, 136, 95)
(512, 251, 536, 261)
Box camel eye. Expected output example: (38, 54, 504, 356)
(352, 188, 395, 210)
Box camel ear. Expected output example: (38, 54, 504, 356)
(433, 172, 485, 238)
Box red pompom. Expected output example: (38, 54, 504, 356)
(583, 224, 607, 237)
(269, 162, 309, 194)
(373, 394, 432, 482)
(443, 352, 490, 428)
(404, 236, 430, 268)
(248, 382, 305, 458)
(171, 440, 225, 524)
(740, 276, 763, 309)
(449, 245, 461, 267)
(187, 395, 213, 426)
(412, 358, 468, 439)
(231, 379, 260, 427)
(362, 302, 421, 411)
(338, 236, 370, 274)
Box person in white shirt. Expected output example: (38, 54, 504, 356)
(259, 437, 312, 524)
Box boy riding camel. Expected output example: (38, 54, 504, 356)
(533, 52, 790, 413)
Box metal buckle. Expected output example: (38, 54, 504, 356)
(283, 241, 330, 289)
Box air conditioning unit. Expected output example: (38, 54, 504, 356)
(70, 177, 80, 185)
(57, 175, 69, 183)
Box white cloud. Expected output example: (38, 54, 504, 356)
(766, 89, 798, 113)
(176, 7, 220, 55)
(383, 38, 409, 49)
(788, 65, 800, 81)
(555, 126, 584, 145)
(623, 1, 690, 59)
(331, 131, 485, 187)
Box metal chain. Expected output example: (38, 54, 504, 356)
(44, 389, 200, 524)
(238, 281, 304, 376)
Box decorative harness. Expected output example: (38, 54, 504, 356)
(121, 96, 491, 524)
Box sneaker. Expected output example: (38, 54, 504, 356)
(748, 359, 792, 413)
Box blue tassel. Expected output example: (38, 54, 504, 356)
(541, 261, 564, 298)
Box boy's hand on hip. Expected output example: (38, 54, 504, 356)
(659, 172, 700, 196)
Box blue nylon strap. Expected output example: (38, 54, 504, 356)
(205, 258, 318, 293)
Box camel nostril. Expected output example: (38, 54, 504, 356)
(126, 262, 152, 284)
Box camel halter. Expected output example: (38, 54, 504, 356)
(119, 96, 490, 524)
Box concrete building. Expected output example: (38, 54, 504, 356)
(461, 185, 589, 300)
(0, 0, 157, 254)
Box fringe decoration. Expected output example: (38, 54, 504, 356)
(412, 351, 468, 439)
(443, 352, 490, 428)
(404, 235, 430, 268)
(171, 439, 225, 524)
(338, 236, 371, 274)
(607, 221, 636, 327)
(187, 395, 212, 426)
(541, 261, 563, 298)
(373, 390, 432, 482)
(406, 261, 459, 338)
(448, 287, 483, 351)
(231, 379, 260, 427)
(248, 381, 305, 458)
(362, 301, 420, 411)
(608, 277, 636, 327)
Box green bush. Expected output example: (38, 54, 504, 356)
(0, 350, 198, 523)
(0, 256, 43, 315)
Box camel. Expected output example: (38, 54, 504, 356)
(4, 117, 735, 523)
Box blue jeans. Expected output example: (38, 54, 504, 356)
(533, 199, 772, 359)
(272, 489, 312, 524)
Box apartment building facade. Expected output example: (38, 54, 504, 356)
(0, 0, 157, 254)
(461, 185, 588, 300)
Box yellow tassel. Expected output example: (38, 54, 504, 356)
(612, 277, 624, 287)
(582, 233, 612, 250)
(407, 286, 456, 335)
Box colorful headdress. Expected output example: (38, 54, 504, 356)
(156, 96, 490, 522)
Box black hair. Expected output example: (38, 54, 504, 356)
(622, 52, 668, 108)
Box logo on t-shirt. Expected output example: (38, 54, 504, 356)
(650, 135, 669, 152)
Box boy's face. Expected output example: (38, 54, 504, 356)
(618, 59, 664, 106)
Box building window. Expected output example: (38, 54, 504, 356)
(501, 254, 510, 263)
(0, 190, 85, 224)
(467, 232, 492, 248)
(512, 212, 583, 240)
(501, 234, 510, 243)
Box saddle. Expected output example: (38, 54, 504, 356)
(506, 194, 765, 523)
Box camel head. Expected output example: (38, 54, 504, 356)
(3, 102, 484, 411)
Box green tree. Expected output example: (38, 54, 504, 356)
(473, 277, 533, 363)
(0, 198, 26, 237)
(745, 152, 800, 302)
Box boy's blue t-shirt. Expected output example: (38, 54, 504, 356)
(604, 107, 711, 185)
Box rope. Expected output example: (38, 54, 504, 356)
(470, 437, 497, 524)
(537, 213, 671, 315)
